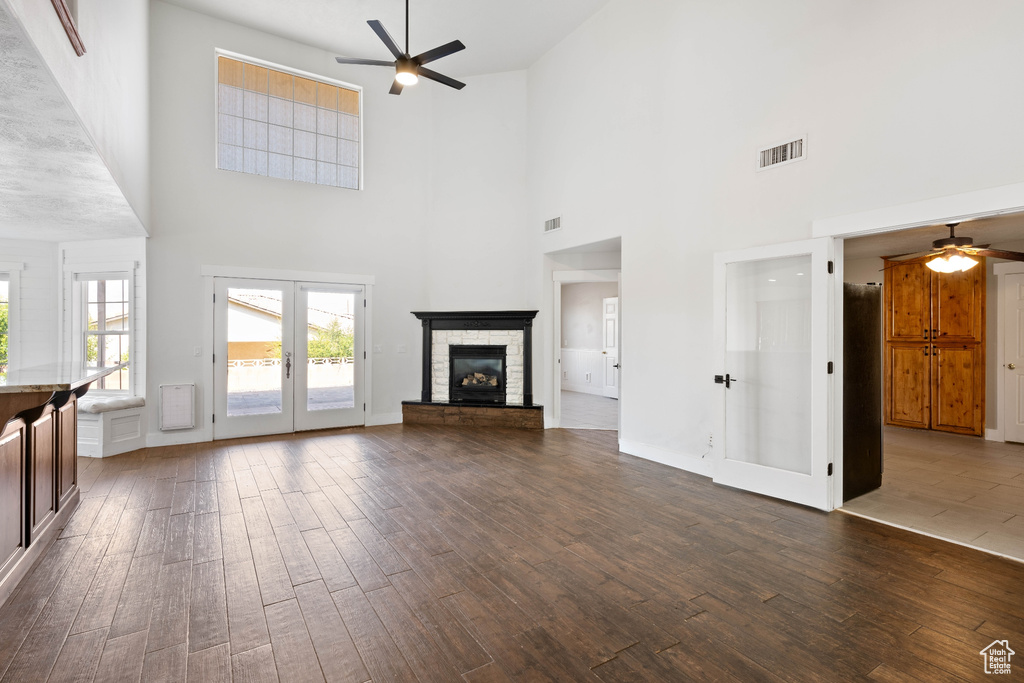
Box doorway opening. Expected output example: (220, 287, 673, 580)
(212, 276, 366, 439)
(547, 237, 621, 432)
(839, 214, 1024, 561)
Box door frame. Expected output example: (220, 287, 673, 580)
(200, 265, 375, 443)
(551, 269, 621, 429)
(813, 179, 1024, 505)
(995, 262, 1024, 443)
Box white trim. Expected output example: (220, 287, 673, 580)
(837, 508, 1024, 566)
(618, 439, 712, 478)
(0, 262, 25, 271)
(200, 264, 375, 286)
(553, 269, 619, 283)
(812, 181, 1024, 239)
(64, 261, 137, 274)
(147, 429, 211, 448)
(996, 263, 1024, 444)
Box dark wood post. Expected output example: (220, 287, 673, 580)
(421, 318, 432, 403)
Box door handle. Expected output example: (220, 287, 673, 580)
(714, 373, 736, 388)
(285, 352, 292, 379)
(1009, 363, 1017, 370)
(613, 363, 620, 369)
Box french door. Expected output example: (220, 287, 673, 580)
(712, 238, 834, 511)
(213, 277, 364, 439)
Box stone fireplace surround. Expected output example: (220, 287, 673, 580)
(402, 311, 542, 428)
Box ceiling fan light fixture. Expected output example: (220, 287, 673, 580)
(926, 251, 978, 273)
(395, 59, 419, 85)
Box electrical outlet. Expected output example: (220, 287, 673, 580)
(396, 344, 408, 354)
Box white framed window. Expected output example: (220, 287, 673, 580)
(0, 263, 23, 383)
(216, 51, 363, 190)
(70, 269, 135, 394)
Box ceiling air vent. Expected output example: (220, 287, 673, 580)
(758, 137, 805, 171)
(544, 216, 562, 233)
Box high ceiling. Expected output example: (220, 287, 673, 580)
(845, 214, 1024, 260)
(164, 0, 613, 77)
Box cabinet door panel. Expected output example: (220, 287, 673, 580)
(932, 344, 984, 436)
(56, 396, 77, 511)
(933, 260, 985, 343)
(885, 343, 930, 429)
(29, 409, 56, 541)
(0, 420, 25, 576)
(884, 259, 931, 342)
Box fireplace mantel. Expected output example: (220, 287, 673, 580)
(412, 310, 538, 406)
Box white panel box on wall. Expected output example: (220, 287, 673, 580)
(160, 383, 195, 430)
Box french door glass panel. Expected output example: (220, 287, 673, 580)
(294, 284, 364, 431)
(214, 278, 295, 439)
(713, 238, 832, 511)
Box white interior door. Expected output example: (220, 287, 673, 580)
(713, 238, 834, 511)
(214, 277, 295, 439)
(1004, 273, 1024, 443)
(294, 283, 364, 431)
(603, 297, 619, 399)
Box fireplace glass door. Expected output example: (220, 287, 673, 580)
(450, 345, 506, 404)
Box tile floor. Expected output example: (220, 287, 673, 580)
(559, 390, 618, 430)
(842, 426, 1024, 562)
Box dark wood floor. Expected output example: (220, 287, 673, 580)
(0, 425, 1022, 682)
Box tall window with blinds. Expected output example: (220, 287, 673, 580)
(217, 54, 362, 189)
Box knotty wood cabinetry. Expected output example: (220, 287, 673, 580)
(883, 257, 985, 436)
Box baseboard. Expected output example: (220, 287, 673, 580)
(986, 428, 1004, 442)
(560, 384, 605, 397)
(618, 438, 712, 478)
(147, 428, 213, 448)
(366, 412, 403, 427)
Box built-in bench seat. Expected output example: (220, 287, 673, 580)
(77, 396, 147, 457)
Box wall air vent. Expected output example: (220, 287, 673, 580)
(758, 137, 805, 170)
(544, 216, 562, 233)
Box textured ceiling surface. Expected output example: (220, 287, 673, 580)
(163, 0, 612, 78)
(0, 5, 144, 242)
(845, 214, 1024, 260)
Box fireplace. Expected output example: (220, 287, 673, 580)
(449, 345, 506, 404)
(403, 311, 542, 429)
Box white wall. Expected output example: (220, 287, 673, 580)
(844, 257, 884, 285)
(146, 2, 529, 441)
(561, 282, 617, 349)
(2, 0, 150, 228)
(0, 239, 58, 369)
(526, 0, 1024, 471)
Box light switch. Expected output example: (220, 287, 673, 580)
(397, 344, 408, 354)
(373, 344, 384, 354)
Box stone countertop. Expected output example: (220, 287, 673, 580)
(0, 362, 127, 394)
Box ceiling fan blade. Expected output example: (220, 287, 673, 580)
(413, 40, 466, 66)
(884, 250, 939, 262)
(418, 67, 466, 90)
(335, 57, 396, 67)
(368, 20, 404, 59)
(389, 79, 404, 96)
(973, 249, 1024, 261)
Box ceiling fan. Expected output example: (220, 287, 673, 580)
(335, 0, 466, 95)
(886, 223, 1024, 273)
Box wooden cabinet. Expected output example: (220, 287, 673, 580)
(883, 256, 985, 436)
(0, 419, 26, 581)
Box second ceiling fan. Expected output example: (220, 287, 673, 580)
(335, 0, 466, 95)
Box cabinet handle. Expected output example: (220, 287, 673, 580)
(923, 346, 929, 356)
(932, 328, 937, 338)
(923, 329, 928, 339)
(933, 346, 938, 356)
